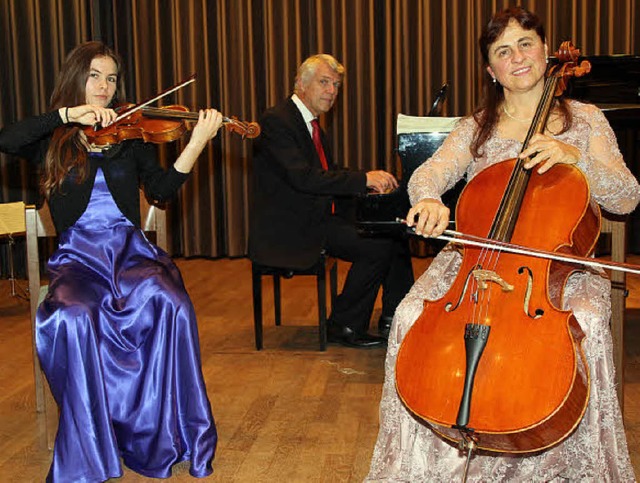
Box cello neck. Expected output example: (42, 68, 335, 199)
(493, 42, 592, 242)
(490, 73, 560, 242)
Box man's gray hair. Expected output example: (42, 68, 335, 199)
(294, 54, 345, 91)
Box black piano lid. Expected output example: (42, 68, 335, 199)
(563, 54, 640, 254)
(562, 54, 640, 105)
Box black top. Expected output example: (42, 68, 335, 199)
(249, 97, 367, 270)
(0, 110, 188, 233)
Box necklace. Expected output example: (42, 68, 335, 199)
(502, 104, 533, 124)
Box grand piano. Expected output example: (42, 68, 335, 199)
(569, 55, 640, 253)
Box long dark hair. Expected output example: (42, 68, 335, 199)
(43, 41, 125, 197)
(471, 6, 571, 158)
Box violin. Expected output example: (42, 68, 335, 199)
(83, 103, 260, 147)
(395, 41, 596, 456)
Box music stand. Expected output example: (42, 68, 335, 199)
(0, 202, 28, 299)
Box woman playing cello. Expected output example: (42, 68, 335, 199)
(0, 41, 221, 482)
(367, 7, 639, 481)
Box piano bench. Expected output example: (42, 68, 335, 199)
(251, 255, 338, 351)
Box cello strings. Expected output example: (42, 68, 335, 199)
(472, 73, 560, 325)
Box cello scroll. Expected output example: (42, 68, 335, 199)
(549, 41, 591, 96)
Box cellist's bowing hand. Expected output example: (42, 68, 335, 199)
(407, 198, 450, 238)
(64, 105, 118, 127)
(519, 133, 580, 174)
(188, 109, 223, 150)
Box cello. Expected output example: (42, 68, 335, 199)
(395, 41, 595, 455)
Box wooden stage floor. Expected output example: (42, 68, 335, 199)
(1, 255, 639, 482)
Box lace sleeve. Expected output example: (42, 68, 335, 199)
(574, 104, 640, 215)
(407, 117, 475, 206)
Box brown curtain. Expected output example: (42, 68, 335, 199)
(1, 0, 638, 264)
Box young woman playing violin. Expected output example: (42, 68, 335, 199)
(0, 41, 221, 482)
(367, 7, 639, 482)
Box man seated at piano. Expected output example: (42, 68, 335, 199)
(249, 54, 414, 349)
(367, 6, 640, 481)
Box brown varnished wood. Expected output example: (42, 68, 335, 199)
(84, 104, 260, 147)
(396, 160, 599, 452)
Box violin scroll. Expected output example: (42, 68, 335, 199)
(224, 116, 261, 139)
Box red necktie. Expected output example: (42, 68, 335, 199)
(311, 118, 334, 213)
(311, 119, 329, 170)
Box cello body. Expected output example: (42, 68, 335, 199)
(395, 158, 601, 453)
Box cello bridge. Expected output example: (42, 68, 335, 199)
(472, 269, 514, 292)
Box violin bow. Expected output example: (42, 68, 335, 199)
(396, 218, 640, 276)
(113, 73, 197, 123)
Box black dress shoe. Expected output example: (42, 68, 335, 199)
(378, 315, 393, 338)
(327, 325, 386, 349)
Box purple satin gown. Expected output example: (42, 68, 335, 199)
(36, 165, 216, 482)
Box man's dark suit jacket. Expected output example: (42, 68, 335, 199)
(249, 97, 367, 270)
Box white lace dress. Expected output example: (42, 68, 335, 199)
(366, 101, 640, 482)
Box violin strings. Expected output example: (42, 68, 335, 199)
(114, 77, 196, 123)
(142, 108, 249, 130)
(143, 107, 199, 121)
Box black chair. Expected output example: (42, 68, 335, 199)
(251, 254, 338, 351)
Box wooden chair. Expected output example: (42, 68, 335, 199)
(25, 195, 167, 449)
(139, 196, 169, 252)
(396, 113, 629, 413)
(0, 202, 28, 298)
(251, 255, 338, 351)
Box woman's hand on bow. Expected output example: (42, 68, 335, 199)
(65, 105, 118, 127)
(519, 133, 580, 174)
(406, 198, 450, 238)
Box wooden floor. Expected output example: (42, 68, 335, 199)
(1, 255, 639, 482)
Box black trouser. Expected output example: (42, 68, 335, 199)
(325, 215, 414, 333)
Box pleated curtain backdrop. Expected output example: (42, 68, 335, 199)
(1, 0, 638, 263)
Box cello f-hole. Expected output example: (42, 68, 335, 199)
(445, 265, 483, 312)
(518, 266, 545, 319)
